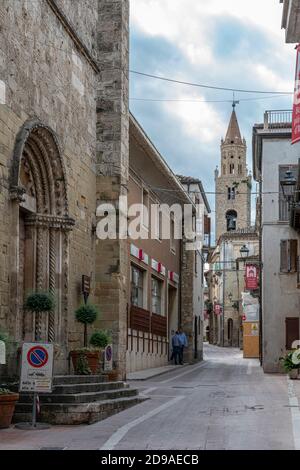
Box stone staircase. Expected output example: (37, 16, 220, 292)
(13, 375, 147, 425)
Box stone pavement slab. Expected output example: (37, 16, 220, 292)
(127, 364, 188, 380)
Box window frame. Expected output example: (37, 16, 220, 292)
(280, 239, 298, 273)
(131, 264, 146, 309)
(151, 275, 164, 316)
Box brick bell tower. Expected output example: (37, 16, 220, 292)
(215, 103, 251, 241)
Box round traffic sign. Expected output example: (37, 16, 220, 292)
(106, 345, 112, 361)
(27, 346, 49, 368)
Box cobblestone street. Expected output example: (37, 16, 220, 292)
(1, 345, 298, 450)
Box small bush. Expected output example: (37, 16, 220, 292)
(75, 304, 99, 325)
(90, 330, 111, 349)
(24, 292, 55, 313)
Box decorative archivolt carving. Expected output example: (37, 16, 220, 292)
(24, 214, 75, 231)
(10, 118, 75, 343)
(10, 118, 71, 218)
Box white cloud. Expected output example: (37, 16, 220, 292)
(254, 63, 294, 93)
(130, 0, 287, 60)
(163, 93, 225, 144)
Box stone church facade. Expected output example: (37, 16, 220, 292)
(0, 0, 130, 378)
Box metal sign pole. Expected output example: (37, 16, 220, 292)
(32, 392, 37, 428)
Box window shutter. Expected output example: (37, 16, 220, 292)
(290, 240, 298, 273)
(280, 240, 288, 273)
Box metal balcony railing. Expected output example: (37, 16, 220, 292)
(264, 110, 292, 130)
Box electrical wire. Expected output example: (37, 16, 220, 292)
(130, 70, 293, 95)
(148, 185, 295, 196)
(130, 95, 290, 103)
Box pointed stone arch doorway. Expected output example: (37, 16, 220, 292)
(9, 118, 74, 354)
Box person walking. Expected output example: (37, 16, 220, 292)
(171, 331, 181, 365)
(178, 327, 188, 365)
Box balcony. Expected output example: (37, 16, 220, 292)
(263, 110, 292, 131)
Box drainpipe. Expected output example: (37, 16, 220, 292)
(222, 241, 226, 347)
(258, 179, 263, 367)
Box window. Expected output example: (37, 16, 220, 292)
(279, 165, 297, 221)
(238, 164, 242, 175)
(223, 164, 226, 175)
(142, 189, 149, 228)
(131, 265, 144, 308)
(226, 210, 237, 231)
(229, 163, 235, 175)
(280, 240, 298, 273)
(227, 187, 236, 200)
(152, 277, 163, 315)
(195, 252, 198, 275)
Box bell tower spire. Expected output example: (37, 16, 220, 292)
(215, 106, 251, 241)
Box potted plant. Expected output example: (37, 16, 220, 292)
(0, 388, 19, 428)
(280, 351, 300, 379)
(24, 291, 55, 341)
(70, 303, 100, 374)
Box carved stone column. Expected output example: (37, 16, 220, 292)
(48, 228, 56, 343)
(35, 225, 46, 341)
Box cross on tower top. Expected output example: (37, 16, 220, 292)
(232, 92, 239, 109)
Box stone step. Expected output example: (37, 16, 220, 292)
(17, 387, 138, 405)
(52, 381, 127, 395)
(13, 395, 148, 425)
(53, 375, 107, 385)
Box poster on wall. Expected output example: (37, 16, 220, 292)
(245, 264, 258, 290)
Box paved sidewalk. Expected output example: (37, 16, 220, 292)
(127, 364, 188, 380)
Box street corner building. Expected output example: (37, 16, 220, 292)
(253, 110, 300, 373)
(0, 0, 210, 384)
(126, 119, 211, 372)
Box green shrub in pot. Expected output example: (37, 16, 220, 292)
(90, 330, 111, 349)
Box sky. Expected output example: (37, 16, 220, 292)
(129, 0, 296, 242)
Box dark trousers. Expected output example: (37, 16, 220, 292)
(173, 346, 180, 365)
(179, 346, 184, 364)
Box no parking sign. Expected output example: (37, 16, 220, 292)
(20, 343, 54, 393)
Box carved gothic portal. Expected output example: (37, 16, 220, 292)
(10, 118, 74, 344)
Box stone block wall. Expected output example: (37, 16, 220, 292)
(95, 0, 130, 380)
(0, 0, 98, 374)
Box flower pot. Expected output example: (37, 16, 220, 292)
(70, 350, 102, 375)
(0, 393, 19, 429)
(289, 369, 299, 380)
(104, 369, 119, 382)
